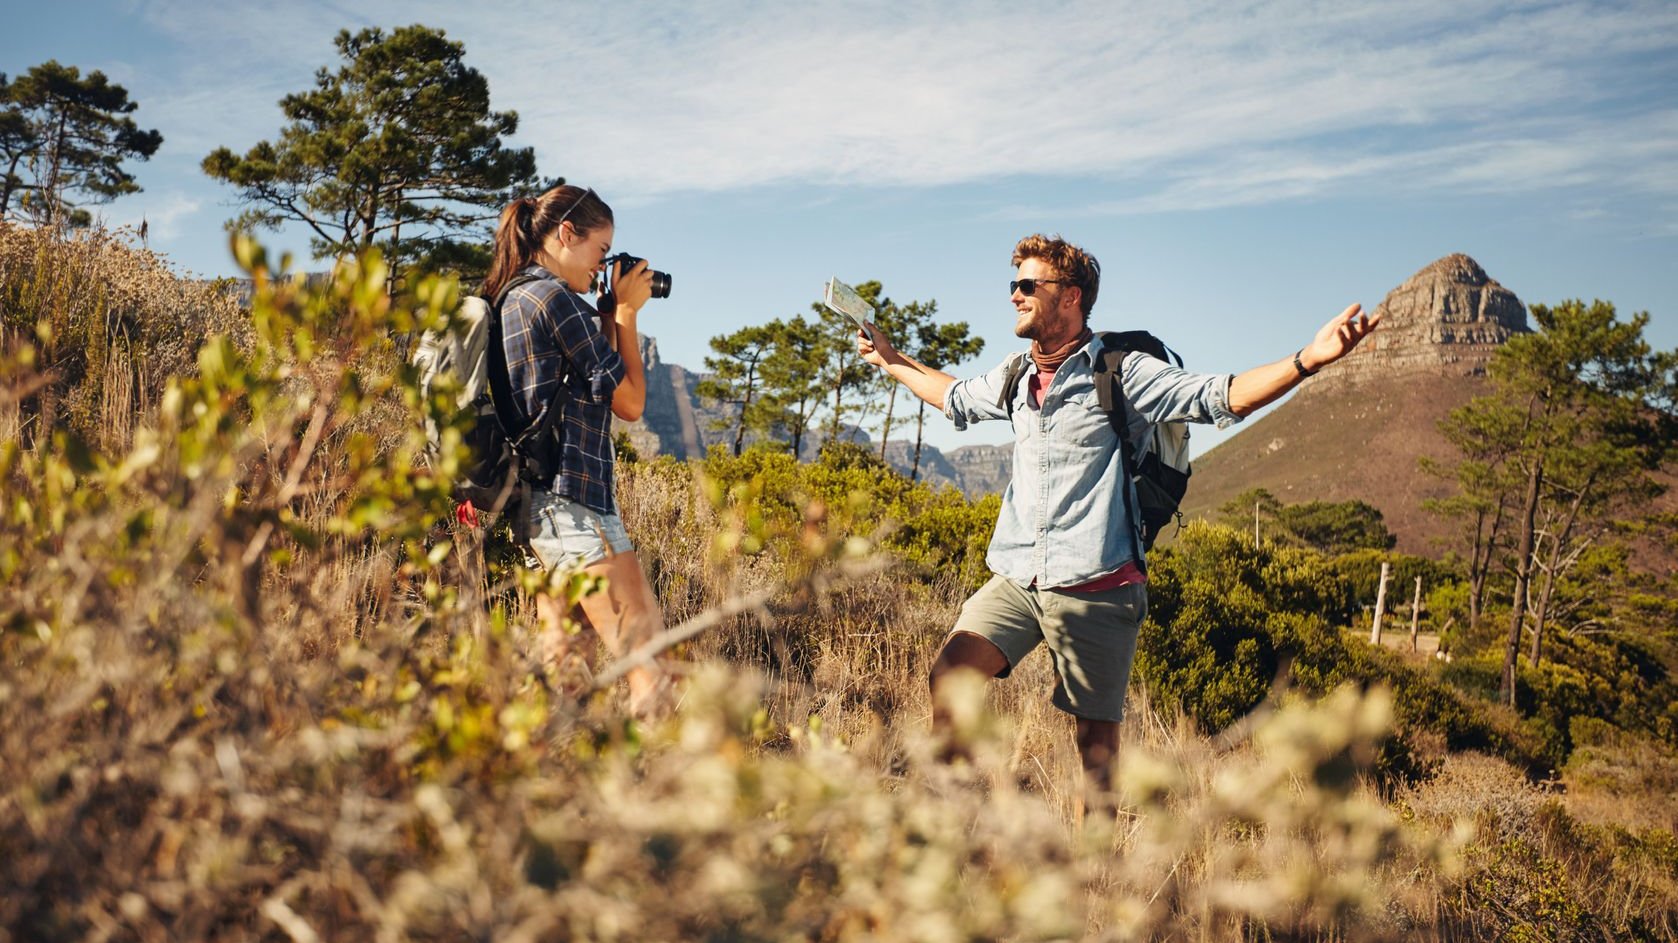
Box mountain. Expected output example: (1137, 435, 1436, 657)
(1180, 253, 1531, 554)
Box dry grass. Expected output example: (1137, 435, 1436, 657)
(3, 225, 1675, 941)
(0, 223, 247, 451)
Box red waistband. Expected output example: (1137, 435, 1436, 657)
(1058, 560, 1147, 592)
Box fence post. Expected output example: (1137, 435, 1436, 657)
(1370, 562, 1391, 646)
(1410, 576, 1423, 653)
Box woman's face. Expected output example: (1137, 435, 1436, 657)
(544, 221, 614, 293)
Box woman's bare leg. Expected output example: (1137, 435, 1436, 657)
(575, 550, 668, 716)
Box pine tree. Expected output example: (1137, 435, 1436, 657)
(0, 62, 162, 227)
(697, 324, 778, 456)
(202, 25, 547, 285)
(1438, 300, 1676, 705)
(905, 316, 984, 480)
(758, 316, 832, 460)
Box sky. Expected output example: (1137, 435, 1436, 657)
(6, 0, 1676, 456)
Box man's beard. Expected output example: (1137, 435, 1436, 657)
(1014, 308, 1040, 340)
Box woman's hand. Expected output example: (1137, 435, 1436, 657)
(611, 257, 655, 314)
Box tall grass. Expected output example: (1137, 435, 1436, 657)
(2, 225, 1675, 941)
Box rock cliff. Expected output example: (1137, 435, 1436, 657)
(1304, 253, 1529, 394)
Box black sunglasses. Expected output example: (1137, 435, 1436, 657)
(1009, 277, 1073, 297)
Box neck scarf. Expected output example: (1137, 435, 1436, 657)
(1031, 328, 1093, 375)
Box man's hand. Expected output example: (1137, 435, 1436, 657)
(856, 323, 957, 411)
(856, 322, 896, 367)
(1299, 303, 1382, 371)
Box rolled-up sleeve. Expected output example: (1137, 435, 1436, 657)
(541, 289, 625, 404)
(1122, 353, 1242, 429)
(942, 355, 1020, 431)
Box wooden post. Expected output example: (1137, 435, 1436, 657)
(1370, 562, 1391, 646)
(1254, 500, 1261, 548)
(1410, 576, 1423, 653)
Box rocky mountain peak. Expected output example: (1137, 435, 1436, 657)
(1302, 253, 1529, 394)
(1421, 252, 1490, 286)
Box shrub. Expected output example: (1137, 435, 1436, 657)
(3, 228, 1673, 941)
(1140, 522, 1524, 780)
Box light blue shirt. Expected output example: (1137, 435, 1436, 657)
(943, 335, 1243, 588)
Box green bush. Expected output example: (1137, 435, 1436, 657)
(699, 441, 997, 592)
(1140, 522, 1521, 780)
(5, 228, 1676, 940)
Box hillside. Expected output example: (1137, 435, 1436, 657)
(10, 225, 1678, 940)
(1183, 254, 1530, 555)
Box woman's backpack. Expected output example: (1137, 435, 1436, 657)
(411, 274, 559, 525)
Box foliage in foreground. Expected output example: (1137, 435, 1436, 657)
(3, 229, 1677, 941)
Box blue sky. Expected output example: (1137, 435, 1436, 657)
(7, 0, 1676, 456)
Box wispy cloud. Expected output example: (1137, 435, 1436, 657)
(105, 189, 202, 240)
(121, 0, 1678, 214)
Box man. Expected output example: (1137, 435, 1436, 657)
(856, 233, 1380, 794)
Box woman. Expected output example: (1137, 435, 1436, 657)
(482, 184, 667, 715)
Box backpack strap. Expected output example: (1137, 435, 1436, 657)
(483, 273, 562, 472)
(1090, 332, 1146, 568)
(995, 351, 1029, 417)
(1091, 336, 1130, 439)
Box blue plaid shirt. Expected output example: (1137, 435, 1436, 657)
(501, 265, 626, 514)
(944, 336, 1241, 588)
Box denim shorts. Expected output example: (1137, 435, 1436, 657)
(951, 574, 1147, 723)
(526, 491, 634, 570)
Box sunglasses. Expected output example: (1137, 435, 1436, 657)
(1009, 277, 1073, 297)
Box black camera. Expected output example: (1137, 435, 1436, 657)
(598, 253, 672, 303)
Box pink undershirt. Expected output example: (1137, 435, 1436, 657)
(1029, 364, 1147, 592)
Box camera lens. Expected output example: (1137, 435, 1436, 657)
(604, 254, 671, 299)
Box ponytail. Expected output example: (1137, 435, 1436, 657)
(482, 187, 613, 300)
(483, 200, 532, 301)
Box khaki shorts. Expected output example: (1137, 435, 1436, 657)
(951, 574, 1147, 723)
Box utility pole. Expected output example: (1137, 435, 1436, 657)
(1254, 499, 1261, 548)
(1370, 562, 1391, 646)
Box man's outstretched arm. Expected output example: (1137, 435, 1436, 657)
(1228, 303, 1382, 416)
(857, 325, 957, 410)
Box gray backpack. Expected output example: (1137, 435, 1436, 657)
(411, 273, 559, 517)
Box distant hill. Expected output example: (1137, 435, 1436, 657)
(1182, 253, 1531, 555)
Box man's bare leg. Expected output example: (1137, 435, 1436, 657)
(928, 631, 1009, 757)
(1075, 718, 1120, 792)
(1076, 717, 1121, 822)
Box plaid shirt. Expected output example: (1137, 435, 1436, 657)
(501, 265, 626, 513)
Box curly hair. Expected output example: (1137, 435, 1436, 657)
(1011, 234, 1101, 320)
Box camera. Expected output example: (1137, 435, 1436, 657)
(598, 253, 672, 305)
